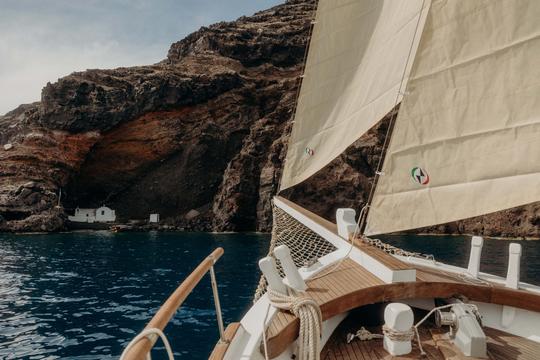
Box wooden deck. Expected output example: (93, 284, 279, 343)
(258, 197, 540, 358)
(264, 258, 540, 358)
(322, 314, 540, 360)
(353, 239, 414, 271)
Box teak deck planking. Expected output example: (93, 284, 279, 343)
(262, 199, 540, 358)
(322, 320, 540, 360)
(265, 254, 540, 358)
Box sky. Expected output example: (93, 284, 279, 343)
(0, 0, 283, 115)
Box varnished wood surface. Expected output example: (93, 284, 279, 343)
(262, 197, 540, 358)
(322, 311, 540, 360)
(264, 257, 540, 358)
(208, 322, 241, 360)
(482, 327, 540, 360)
(353, 238, 414, 271)
(275, 196, 338, 234)
(123, 248, 225, 360)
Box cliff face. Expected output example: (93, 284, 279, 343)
(0, 0, 314, 233)
(0, 0, 538, 238)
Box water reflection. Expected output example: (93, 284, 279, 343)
(0, 232, 269, 359)
(0, 232, 539, 359)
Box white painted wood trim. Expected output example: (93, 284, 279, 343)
(273, 197, 416, 283)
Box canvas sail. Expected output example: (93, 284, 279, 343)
(365, 0, 540, 235)
(279, 0, 429, 190)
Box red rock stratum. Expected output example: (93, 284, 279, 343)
(0, 0, 538, 237)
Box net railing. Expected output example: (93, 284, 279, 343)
(254, 205, 337, 301)
(254, 201, 436, 301)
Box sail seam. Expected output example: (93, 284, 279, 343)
(394, 81, 540, 127)
(411, 32, 540, 83)
(304, 6, 426, 73)
(376, 171, 540, 198)
(389, 117, 540, 157)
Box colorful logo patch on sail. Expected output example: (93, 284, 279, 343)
(411, 167, 429, 185)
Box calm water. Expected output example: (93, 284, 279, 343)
(0, 232, 269, 360)
(1, 232, 539, 359)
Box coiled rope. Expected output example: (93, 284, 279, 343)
(267, 288, 322, 360)
(119, 328, 174, 360)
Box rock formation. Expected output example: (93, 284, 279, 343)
(0, 0, 538, 238)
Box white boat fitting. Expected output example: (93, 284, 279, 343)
(119, 0, 540, 358)
(119, 197, 540, 360)
(218, 198, 540, 360)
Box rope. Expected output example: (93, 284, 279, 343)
(458, 272, 493, 287)
(411, 304, 454, 356)
(346, 327, 383, 343)
(347, 325, 414, 344)
(119, 328, 174, 360)
(360, 236, 435, 263)
(347, 303, 481, 357)
(382, 324, 415, 342)
(267, 288, 322, 360)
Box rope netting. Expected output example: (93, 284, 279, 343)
(254, 205, 337, 301)
(360, 236, 435, 261)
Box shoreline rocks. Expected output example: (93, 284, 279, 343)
(0, 0, 538, 238)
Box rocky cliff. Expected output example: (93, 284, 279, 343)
(0, 0, 538, 238)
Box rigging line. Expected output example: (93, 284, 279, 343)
(307, 204, 368, 282)
(277, 0, 319, 194)
(359, 0, 428, 235)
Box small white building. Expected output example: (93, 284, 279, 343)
(68, 206, 116, 223)
(149, 214, 160, 223)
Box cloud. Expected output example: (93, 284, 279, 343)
(0, 0, 282, 115)
(0, 39, 165, 115)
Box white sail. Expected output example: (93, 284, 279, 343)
(280, 0, 429, 190)
(365, 0, 540, 235)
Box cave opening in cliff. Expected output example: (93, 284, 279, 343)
(2, 210, 31, 221)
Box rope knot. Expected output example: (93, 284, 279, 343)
(382, 324, 415, 342)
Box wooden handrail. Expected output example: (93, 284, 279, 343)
(121, 247, 225, 360)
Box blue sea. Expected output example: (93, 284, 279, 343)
(0, 232, 539, 359)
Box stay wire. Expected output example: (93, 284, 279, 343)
(358, 0, 428, 235)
